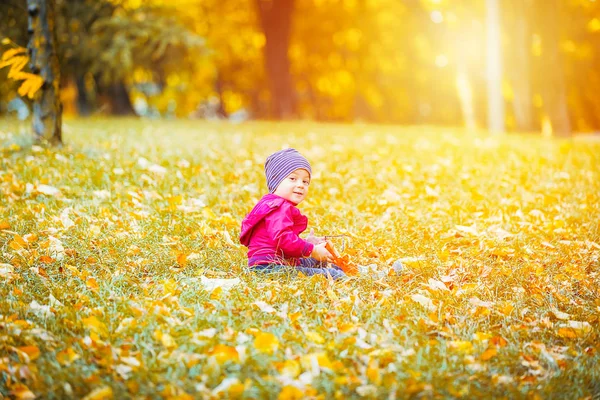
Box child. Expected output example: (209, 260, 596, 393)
(239, 148, 346, 280)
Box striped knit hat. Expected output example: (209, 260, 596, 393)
(265, 148, 312, 193)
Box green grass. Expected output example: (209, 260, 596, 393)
(1, 117, 599, 399)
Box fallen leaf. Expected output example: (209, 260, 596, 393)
(154, 330, 177, 349)
(550, 308, 570, 320)
(278, 385, 304, 400)
(253, 301, 276, 313)
(481, 346, 497, 361)
(455, 224, 479, 236)
(200, 276, 240, 292)
(82, 386, 113, 400)
(18, 345, 41, 361)
(209, 344, 239, 364)
(82, 315, 108, 337)
(0, 263, 15, 278)
(426, 278, 450, 292)
(36, 184, 61, 196)
(10, 383, 36, 400)
(57, 347, 80, 366)
(411, 294, 435, 311)
(254, 331, 279, 354)
(305, 331, 325, 344)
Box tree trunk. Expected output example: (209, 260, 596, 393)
(108, 82, 135, 115)
(536, 0, 571, 137)
(97, 81, 135, 115)
(27, 0, 62, 145)
(75, 74, 92, 116)
(486, 0, 505, 133)
(508, 0, 534, 132)
(255, 0, 296, 119)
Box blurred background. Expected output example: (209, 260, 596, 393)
(1, 0, 599, 136)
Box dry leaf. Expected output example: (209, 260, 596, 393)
(481, 346, 497, 361)
(411, 294, 435, 311)
(82, 316, 108, 337)
(253, 301, 276, 313)
(82, 386, 113, 400)
(254, 332, 279, 354)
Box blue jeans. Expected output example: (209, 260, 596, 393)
(250, 257, 347, 280)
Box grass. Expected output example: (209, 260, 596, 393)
(1, 117, 599, 399)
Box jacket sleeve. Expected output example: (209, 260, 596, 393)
(264, 207, 314, 258)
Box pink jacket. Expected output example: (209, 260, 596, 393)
(240, 194, 314, 267)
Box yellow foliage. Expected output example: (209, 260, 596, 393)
(82, 316, 108, 338)
(278, 386, 304, 400)
(0, 120, 598, 399)
(0, 46, 43, 99)
(254, 332, 280, 355)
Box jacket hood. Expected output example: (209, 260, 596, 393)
(239, 194, 287, 246)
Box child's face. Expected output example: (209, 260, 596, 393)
(273, 168, 311, 204)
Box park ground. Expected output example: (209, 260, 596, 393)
(1, 118, 599, 399)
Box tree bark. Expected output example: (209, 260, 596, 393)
(536, 0, 571, 137)
(75, 74, 92, 116)
(486, 0, 505, 134)
(255, 0, 296, 119)
(27, 0, 62, 145)
(97, 81, 135, 115)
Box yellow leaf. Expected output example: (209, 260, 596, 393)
(209, 344, 239, 364)
(10, 383, 36, 400)
(17, 77, 32, 98)
(305, 331, 325, 344)
(278, 386, 304, 400)
(490, 336, 508, 347)
(86, 277, 99, 291)
(448, 340, 473, 353)
(326, 288, 339, 302)
(497, 303, 514, 316)
(366, 358, 381, 384)
(210, 286, 222, 300)
(253, 331, 279, 354)
(338, 322, 356, 333)
(82, 386, 113, 400)
(557, 321, 592, 338)
(10, 234, 27, 249)
(300, 352, 333, 370)
(280, 359, 301, 378)
(7, 56, 28, 78)
(82, 315, 108, 337)
(57, 347, 80, 366)
(168, 195, 183, 206)
(481, 347, 497, 361)
(25, 75, 43, 99)
(18, 345, 40, 361)
(1, 47, 26, 61)
(176, 252, 187, 267)
(154, 330, 177, 349)
(289, 311, 302, 323)
(227, 382, 246, 398)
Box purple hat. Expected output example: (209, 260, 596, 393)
(264, 148, 312, 193)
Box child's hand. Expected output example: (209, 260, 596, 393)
(311, 242, 333, 262)
(306, 229, 326, 245)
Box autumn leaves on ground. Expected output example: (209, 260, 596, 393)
(1, 118, 599, 399)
